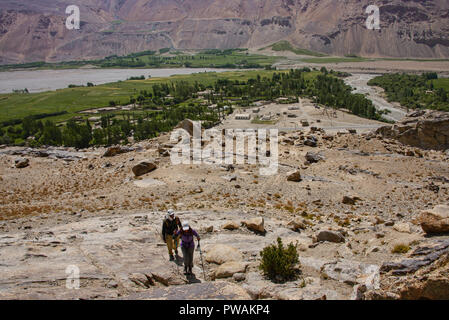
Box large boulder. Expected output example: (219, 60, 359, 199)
(242, 217, 265, 233)
(317, 230, 345, 243)
(176, 119, 201, 137)
(205, 244, 242, 265)
(103, 146, 133, 157)
(287, 218, 307, 232)
(376, 110, 449, 150)
(215, 262, 248, 279)
(132, 160, 157, 177)
(419, 205, 449, 234)
(222, 221, 240, 230)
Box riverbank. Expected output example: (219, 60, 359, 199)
(0, 68, 233, 94)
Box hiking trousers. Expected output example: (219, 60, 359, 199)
(165, 235, 178, 256)
(181, 246, 195, 269)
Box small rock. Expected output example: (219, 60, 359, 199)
(15, 158, 29, 168)
(215, 262, 248, 279)
(222, 175, 237, 182)
(287, 170, 302, 182)
(233, 273, 246, 282)
(103, 146, 131, 157)
(106, 280, 119, 289)
(304, 137, 317, 147)
(305, 152, 324, 163)
(393, 222, 411, 234)
(287, 218, 306, 232)
(342, 196, 361, 205)
(375, 232, 385, 239)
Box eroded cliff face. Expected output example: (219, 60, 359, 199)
(376, 110, 449, 151)
(0, 0, 448, 64)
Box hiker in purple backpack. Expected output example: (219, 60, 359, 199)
(174, 221, 200, 275)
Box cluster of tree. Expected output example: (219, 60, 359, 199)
(68, 82, 95, 88)
(12, 90, 222, 148)
(3, 118, 92, 148)
(127, 75, 146, 80)
(98, 49, 262, 69)
(201, 49, 246, 55)
(12, 88, 29, 94)
(0, 111, 68, 128)
(368, 73, 448, 111)
(314, 74, 380, 120)
(209, 68, 383, 120)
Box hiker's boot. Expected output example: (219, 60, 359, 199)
(184, 267, 188, 275)
(169, 255, 174, 261)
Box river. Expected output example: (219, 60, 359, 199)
(344, 73, 407, 122)
(0, 68, 231, 94)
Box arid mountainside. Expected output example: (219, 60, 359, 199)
(1, 0, 449, 64)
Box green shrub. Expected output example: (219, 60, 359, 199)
(392, 244, 410, 254)
(259, 237, 299, 283)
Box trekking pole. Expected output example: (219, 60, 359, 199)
(197, 241, 207, 281)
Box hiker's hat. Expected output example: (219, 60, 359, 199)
(182, 221, 190, 231)
(167, 209, 175, 216)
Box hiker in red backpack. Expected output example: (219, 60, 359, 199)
(174, 221, 200, 275)
(162, 209, 182, 261)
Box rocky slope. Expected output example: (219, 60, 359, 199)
(376, 110, 449, 151)
(1, 0, 449, 64)
(1, 112, 448, 299)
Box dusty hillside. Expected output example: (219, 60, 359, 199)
(1, 0, 448, 64)
(0, 106, 448, 300)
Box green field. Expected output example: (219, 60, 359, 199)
(433, 78, 449, 90)
(0, 70, 290, 124)
(262, 41, 327, 57)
